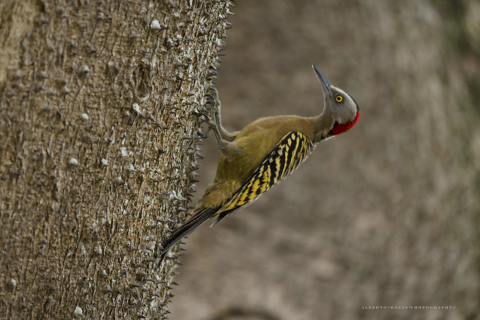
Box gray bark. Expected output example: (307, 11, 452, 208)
(0, 0, 231, 318)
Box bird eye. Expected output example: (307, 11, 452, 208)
(335, 95, 343, 103)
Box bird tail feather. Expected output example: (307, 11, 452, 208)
(157, 207, 217, 269)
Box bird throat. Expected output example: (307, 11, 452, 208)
(331, 110, 361, 136)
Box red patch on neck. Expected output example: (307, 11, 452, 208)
(332, 110, 361, 136)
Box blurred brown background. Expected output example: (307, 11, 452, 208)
(170, 0, 480, 319)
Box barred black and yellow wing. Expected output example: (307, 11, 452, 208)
(213, 131, 315, 225)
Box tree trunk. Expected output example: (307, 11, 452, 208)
(0, 0, 232, 318)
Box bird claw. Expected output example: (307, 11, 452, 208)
(205, 89, 221, 127)
(204, 86, 228, 151)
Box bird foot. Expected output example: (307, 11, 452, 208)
(205, 87, 224, 146)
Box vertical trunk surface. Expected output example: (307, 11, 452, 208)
(0, 0, 232, 318)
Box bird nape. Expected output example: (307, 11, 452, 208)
(157, 65, 360, 268)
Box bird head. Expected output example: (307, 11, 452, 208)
(313, 65, 360, 136)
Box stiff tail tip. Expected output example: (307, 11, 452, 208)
(157, 250, 168, 270)
(156, 207, 218, 269)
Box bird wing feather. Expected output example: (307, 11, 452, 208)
(212, 131, 315, 225)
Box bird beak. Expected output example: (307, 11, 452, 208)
(312, 65, 332, 97)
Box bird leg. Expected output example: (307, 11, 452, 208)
(205, 87, 238, 154)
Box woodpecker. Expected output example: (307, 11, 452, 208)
(158, 65, 360, 267)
